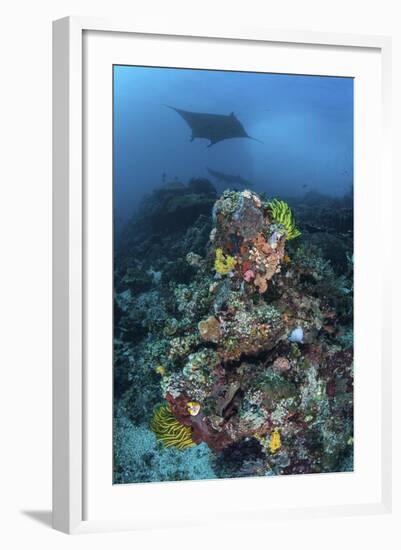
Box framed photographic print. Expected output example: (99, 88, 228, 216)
(52, 17, 392, 533)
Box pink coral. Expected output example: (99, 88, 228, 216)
(244, 269, 255, 282)
(272, 356, 291, 372)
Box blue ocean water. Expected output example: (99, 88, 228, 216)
(113, 65, 353, 224)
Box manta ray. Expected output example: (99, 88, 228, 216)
(165, 105, 263, 147)
(207, 167, 253, 187)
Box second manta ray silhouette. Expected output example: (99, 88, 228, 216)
(165, 105, 263, 147)
(207, 167, 253, 188)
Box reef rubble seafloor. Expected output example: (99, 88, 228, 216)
(113, 181, 354, 484)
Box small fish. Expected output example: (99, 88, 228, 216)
(187, 401, 201, 416)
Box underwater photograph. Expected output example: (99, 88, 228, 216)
(113, 65, 354, 484)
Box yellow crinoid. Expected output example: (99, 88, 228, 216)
(267, 199, 301, 240)
(151, 404, 195, 450)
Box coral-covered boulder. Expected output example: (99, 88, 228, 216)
(211, 190, 287, 295)
(155, 190, 352, 463)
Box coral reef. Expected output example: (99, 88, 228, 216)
(114, 404, 215, 483)
(114, 183, 353, 482)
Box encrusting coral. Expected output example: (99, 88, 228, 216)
(269, 428, 281, 454)
(214, 247, 236, 274)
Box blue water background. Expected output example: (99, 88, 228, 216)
(114, 65, 353, 224)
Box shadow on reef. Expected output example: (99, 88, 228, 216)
(113, 181, 354, 482)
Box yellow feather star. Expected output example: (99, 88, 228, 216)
(267, 199, 301, 240)
(151, 404, 195, 450)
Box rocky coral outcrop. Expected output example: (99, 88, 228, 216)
(114, 186, 354, 480)
(159, 190, 352, 464)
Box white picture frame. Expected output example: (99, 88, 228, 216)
(52, 16, 392, 534)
